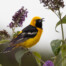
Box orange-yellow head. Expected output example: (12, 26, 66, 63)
(30, 16, 44, 29)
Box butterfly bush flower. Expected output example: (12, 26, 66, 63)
(40, 0, 64, 11)
(9, 22, 14, 28)
(8, 6, 28, 28)
(43, 60, 54, 66)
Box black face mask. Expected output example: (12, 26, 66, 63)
(36, 19, 42, 28)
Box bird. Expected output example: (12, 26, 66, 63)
(1, 16, 44, 53)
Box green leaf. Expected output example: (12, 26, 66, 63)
(55, 15, 66, 32)
(17, 31, 20, 34)
(13, 33, 17, 38)
(15, 49, 28, 66)
(51, 39, 62, 56)
(0, 39, 10, 44)
(33, 52, 41, 66)
(13, 31, 20, 38)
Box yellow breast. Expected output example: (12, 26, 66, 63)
(19, 28, 43, 48)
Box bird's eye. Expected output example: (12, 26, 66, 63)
(36, 19, 42, 23)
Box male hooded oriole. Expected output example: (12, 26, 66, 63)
(3, 16, 44, 53)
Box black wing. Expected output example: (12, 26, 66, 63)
(10, 25, 38, 45)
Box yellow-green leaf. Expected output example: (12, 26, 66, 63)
(33, 52, 41, 66)
(13, 31, 20, 38)
(0, 40, 10, 44)
(55, 15, 66, 32)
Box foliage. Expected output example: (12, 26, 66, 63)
(0, 0, 66, 66)
(0, 6, 29, 66)
(61, 44, 66, 66)
(51, 39, 62, 56)
(13, 31, 20, 38)
(0, 40, 10, 44)
(55, 15, 66, 32)
(40, 0, 66, 66)
(33, 52, 42, 66)
(15, 49, 29, 66)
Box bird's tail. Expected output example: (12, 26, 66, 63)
(0, 46, 16, 53)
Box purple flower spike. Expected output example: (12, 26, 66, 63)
(40, 0, 65, 11)
(8, 6, 28, 28)
(43, 60, 54, 66)
(9, 22, 14, 28)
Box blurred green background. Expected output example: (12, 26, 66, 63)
(0, 43, 54, 66)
